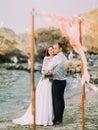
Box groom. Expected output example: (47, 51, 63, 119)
(46, 42, 68, 125)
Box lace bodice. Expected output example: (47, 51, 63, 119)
(42, 56, 53, 70)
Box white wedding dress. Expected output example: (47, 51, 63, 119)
(13, 56, 54, 126)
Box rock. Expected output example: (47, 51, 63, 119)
(81, 8, 98, 54)
(0, 8, 98, 63)
(75, 67, 81, 73)
(34, 27, 64, 58)
(0, 27, 30, 63)
(0, 62, 42, 72)
(68, 51, 74, 60)
(67, 59, 81, 74)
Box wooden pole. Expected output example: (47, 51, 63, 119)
(79, 19, 85, 130)
(30, 8, 36, 130)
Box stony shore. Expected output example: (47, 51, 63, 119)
(0, 90, 98, 130)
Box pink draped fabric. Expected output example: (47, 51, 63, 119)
(58, 17, 98, 92)
(41, 13, 98, 92)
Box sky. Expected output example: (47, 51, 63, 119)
(0, 0, 98, 34)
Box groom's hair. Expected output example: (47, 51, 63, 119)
(58, 42, 63, 49)
(54, 42, 64, 51)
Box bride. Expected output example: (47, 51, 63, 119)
(12, 46, 54, 126)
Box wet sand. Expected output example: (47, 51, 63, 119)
(0, 90, 98, 130)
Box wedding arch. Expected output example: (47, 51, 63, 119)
(30, 8, 97, 130)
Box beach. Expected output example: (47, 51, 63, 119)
(0, 90, 98, 130)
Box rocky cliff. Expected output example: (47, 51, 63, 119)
(0, 27, 30, 63)
(81, 8, 98, 54)
(0, 8, 98, 63)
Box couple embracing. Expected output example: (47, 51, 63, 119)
(13, 42, 68, 126)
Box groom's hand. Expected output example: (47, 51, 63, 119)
(45, 71, 53, 75)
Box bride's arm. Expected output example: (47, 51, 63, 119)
(41, 56, 48, 74)
(46, 55, 61, 71)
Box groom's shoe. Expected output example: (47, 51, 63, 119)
(53, 121, 62, 125)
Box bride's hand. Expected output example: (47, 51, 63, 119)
(41, 70, 45, 74)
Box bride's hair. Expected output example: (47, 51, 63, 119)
(45, 46, 53, 56)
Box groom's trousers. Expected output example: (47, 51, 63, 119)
(52, 80, 66, 122)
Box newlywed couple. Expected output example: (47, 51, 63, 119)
(13, 42, 68, 126)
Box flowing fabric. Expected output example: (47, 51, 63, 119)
(40, 13, 98, 92)
(13, 56, 54, 126)
(58, 17, 98, 91)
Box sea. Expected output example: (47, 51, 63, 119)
(0, 68, 82, 119)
